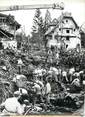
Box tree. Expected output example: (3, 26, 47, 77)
(80, 31, 85, 48)
(59, 48, 85, 70)
(42, 10, 52, 48)
(32, 9, 43, 33)
(80, 22, 85, 33)
(30, 9, 52, 50)
(80, 22, 85, 48)
(44, 9, 52, 32)
(16, 33, 23, 49)
(31, 9, 44, 48)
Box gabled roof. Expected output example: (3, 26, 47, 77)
(45, 12, 79, 35)
(0, 13, 21, 30)
(0, 13, 8, 17)
(0, 28, 14, 38)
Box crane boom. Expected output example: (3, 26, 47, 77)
(0, 3, 64, 12)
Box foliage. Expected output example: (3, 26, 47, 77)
(32, 9, 42, 32)
(44, 10, 52, 32)
(30, 9, 52, 49)
(80, 31, 85, 48)
(16, 33, 23, 49)
(30, 9, 44, 49)
(16, 32, 30, 53)
(59, 49, 85, 70)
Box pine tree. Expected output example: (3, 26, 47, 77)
(80, 22, 85, 48)
(41, 10, 52, 47)
(80, 22, 85, 33)
(31, 9, 44, 48)
(32, 9, 43, 33)
(31, 9, 52, 49)
(44, 9, 52, 31)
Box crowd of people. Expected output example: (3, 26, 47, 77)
(0, 64, 85, 115)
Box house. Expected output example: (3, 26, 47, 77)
(0, 13, 20, 50)
(45, 12, 81, 51)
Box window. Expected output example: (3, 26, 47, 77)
(66, 20, 68, 22)
(66, 30, 70, 33)
(59, 28, 61, 31)
(74, 29, 75, 31)
(66, 36, 69, 41)
(77, 44, 80, 48)
(66, 45, 68, 48)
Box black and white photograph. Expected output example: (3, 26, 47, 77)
(0, 0, 85, 116)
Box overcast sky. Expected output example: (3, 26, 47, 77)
(0, 0, 85, 36)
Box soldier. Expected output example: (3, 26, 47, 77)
(68, 67, 75, 83)
(0, 95, 27, 115)
(10, 74, 28, 96)
(62, 70, 68, 84)
(45, 78, 51, 104)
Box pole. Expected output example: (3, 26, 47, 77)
(0, 3, 64, 12)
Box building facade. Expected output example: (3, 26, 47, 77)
(45, 12, 81, 51)
(0, 13, 20, 50)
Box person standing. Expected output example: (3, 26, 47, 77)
(45, 79, 51, 104)
(33, 82, 42, 104)
(68, 67, 75, 83)
(62, 70, 68, 84)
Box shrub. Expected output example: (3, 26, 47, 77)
(59, 49, 85, 70)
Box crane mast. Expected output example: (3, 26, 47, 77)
(0, 2, 64, 12)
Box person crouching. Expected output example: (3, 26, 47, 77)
(0, 94, 27, 116)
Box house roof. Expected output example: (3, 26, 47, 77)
(45, 12, 79, 35)
(0, 28, 14, 38)
(0, 13, 21, 30)
(0, 13, 7, 17)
